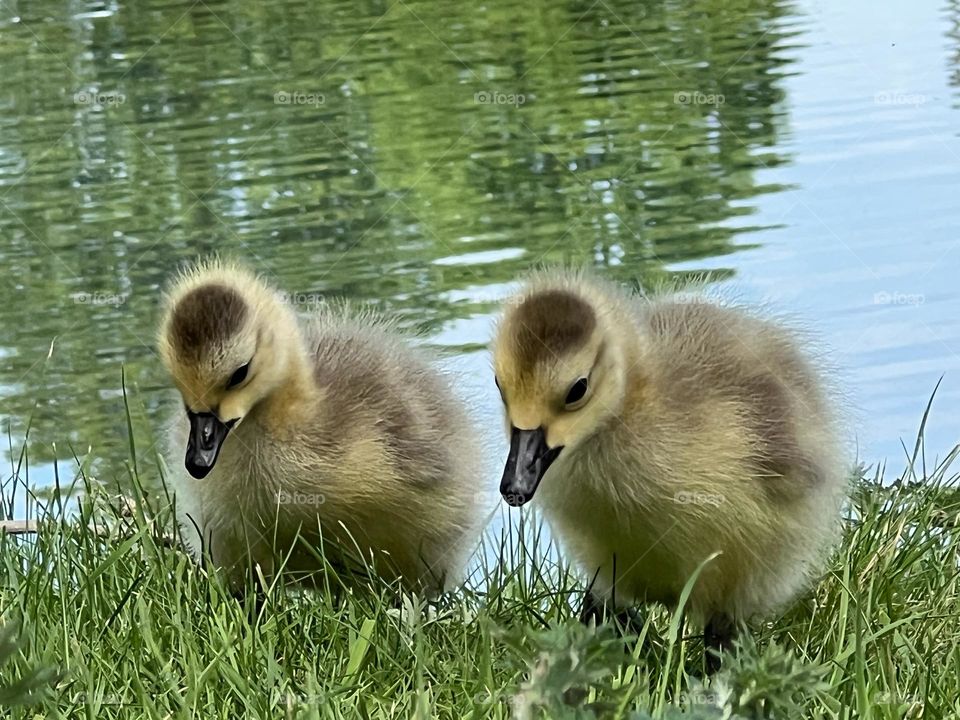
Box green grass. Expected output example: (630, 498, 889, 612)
(1, 424, 958, 719)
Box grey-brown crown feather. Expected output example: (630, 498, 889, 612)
(169, 283, 248, 362)
(510, 289, 596, 369)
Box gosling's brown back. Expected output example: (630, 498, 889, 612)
(645, 300, 833, 497)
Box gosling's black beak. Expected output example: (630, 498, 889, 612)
(185, 411, 235, 479)
(500, 426, 563, 507)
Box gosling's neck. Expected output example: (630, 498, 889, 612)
(249, 304, 318, 435)
(613, 310, 653, 420)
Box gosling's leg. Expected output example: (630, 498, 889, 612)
(578, 590, 607, 625)
(231, 572, 268, 621)
(703, 613, 738, 674)
(579, 591, 649, 640)
(579, 559, 637, 629)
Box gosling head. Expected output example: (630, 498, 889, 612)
(492, 284, 629, 507)
(158, 262, 296, 479)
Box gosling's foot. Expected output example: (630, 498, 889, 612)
(230, 568, 270, 621)
(578, 591, 607, 626)
(231, 586, 266, 619)
(578, 592, 646, 636)
(579, 591, 631, 627)
(703, 613, 738, 674)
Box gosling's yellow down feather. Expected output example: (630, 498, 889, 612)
(158, 259, 483, 592)
(492, 269, 847, 656)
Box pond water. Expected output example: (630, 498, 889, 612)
(1, 0, 959, 515)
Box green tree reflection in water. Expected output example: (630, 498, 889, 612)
(0, 0, 798, 490)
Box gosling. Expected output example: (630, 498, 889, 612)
(492, 270, 846, 669)
(158, 259, 483, 594)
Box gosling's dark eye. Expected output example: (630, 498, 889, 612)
(565, 377, 588, 406)
(227, 362, 250, 389)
